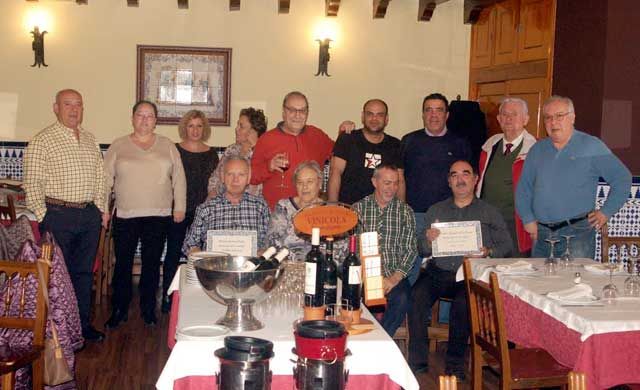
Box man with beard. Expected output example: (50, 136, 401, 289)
(407, 160, 512, 379)
(328, 99, 404, 204)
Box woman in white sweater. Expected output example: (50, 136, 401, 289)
(103, 100, 186, 327)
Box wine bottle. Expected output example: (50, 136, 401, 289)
(255, 248, 289, 271)
(341, 235, 361, 310)
(304, 228, 324, 307)
(323, 237, 337, 314)
(241, 246, 277, 271)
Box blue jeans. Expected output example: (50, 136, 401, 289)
(381, 278, 411, 336)
(532, 218, 595, 259)
(407, 256, 422, 286)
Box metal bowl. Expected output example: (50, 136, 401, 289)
(194, 255, 286, 331)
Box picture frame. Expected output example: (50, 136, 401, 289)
(136, 45, 232, 126)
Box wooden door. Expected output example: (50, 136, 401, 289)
(470, 7, 495, 69)
(493, 0, 519, 66)
(518, 0, 554, 62)
(506, 77, 548, 138)
(476, 82, 506, 138)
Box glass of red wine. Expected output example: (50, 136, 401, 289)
(279, 152, 290, 188)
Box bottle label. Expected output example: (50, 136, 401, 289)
(304, 262, 317, 295)
(348, 265, 362, 284)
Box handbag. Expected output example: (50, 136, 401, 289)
(37, 259, 74, 385)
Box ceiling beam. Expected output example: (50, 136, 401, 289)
(373, 0, 391, 19)
(418, 0, 451, 22)
(278, 0, 290, 14)
(325, 0, 341, 17)
(177, 0, 188, 9)
(76, 0, 88, 4)
(230, 0, 240, 11)
(127, 0, 139, 7)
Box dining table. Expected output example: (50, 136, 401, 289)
(156, 264, 420, 390)
(463, 258, 640, 390)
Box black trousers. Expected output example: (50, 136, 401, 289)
(162, 211, 194, 297)
(39, 203, 101, 331)
(408, 262, 470, 371)
(112, 216, 170, 314)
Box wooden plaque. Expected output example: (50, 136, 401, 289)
(359, 232, 386, 307)
(292, 202, 358, 237)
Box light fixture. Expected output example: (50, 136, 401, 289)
(25, 8, 52, 68)
(313, 19, 338, 77)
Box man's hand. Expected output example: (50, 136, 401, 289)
(173, 211, 185, 223)
(383, 272, 404, 295)
(425, 228, 441, 242)
(524, 221, 538, 241)
(268, 153, 287, 173)
(338, 120, 356, 133)
(187, 246, 202, 255)
(101, 212, 110, 229)
(588, 210, 608, 230)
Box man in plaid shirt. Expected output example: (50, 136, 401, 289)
(183, 156, 270, 254)
(23, 89, 107, 342)
(352, 163, 417, 336)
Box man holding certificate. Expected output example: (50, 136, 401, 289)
(182, 155, 270, 254)
(407, 160, 512, 379)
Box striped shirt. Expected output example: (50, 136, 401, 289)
(182, 192, 270, 254)
(352, 194, 417, 277)
(23, 122, 106, 221)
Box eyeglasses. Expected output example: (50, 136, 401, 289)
(284, 106, 309, 115)
(543, 111, 573, 122)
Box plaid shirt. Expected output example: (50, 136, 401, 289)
(182, 192, 270, 254)
(23, 122, 106, 221)
(352, 194, 417, 277)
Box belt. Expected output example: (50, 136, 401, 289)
(539, 213, 589, 231)
(45, 197, 91, 209)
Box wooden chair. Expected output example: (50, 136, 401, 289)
(568, 371, 586, 390)
(601, 224, 640, 263)
(392, 315, 409, 358)
(439, 375, 457, 390)
(429, 297, 452, 352)
(0, 243, 52, 390)
(463, 259, 570, 389)
(0, 194, 17, 223)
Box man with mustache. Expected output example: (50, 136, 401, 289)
(516, 95, 631, 258)
(407, 160, 512, 379)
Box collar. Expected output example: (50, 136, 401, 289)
(56, 121, 83, 136)
(219, 190, 249, 204)
(446, 196, 478, 209)
(502, 131, 525, 153)
(277, 121, 306, 136)
(424, 126, 448, 137)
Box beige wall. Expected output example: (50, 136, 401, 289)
(0, 0, 470, 145)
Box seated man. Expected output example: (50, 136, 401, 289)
(182, 156, 270, 254)
(408, 160, 512, 379)
(352, 164, 417, 336)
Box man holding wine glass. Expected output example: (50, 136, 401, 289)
(251, 91, 334, 209)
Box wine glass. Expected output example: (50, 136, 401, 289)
(602, 257, 619, 302)
(560, 235, 575, 269)
(624, 253, 640, 297)
(544, 237, 560, 276)
(279, 152, 290, 189)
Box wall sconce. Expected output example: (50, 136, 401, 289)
(30, 26, 48, 68)
(313, 20, 338, 77)
(25, 8, 51, 68)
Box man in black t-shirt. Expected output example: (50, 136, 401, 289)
(328, 99, 404, 205)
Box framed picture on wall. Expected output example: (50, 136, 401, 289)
(136, 45, 232, 126)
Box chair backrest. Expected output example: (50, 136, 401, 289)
(568, 371, 586, 390)
(463, 259, 512, 384)
(0, 195, 17, 223)
(0, 244, 52, 348)
(601, 224, 640, 263)
(439, 375, 457, 390)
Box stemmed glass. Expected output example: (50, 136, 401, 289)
(624, 253, 640, 297)
(544, 237, 560, 275)
(279, 152, 290, 189)
(560, 235, 575, 269)
(602, 257, 619, 302)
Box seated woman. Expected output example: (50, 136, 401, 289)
(208, 107, 267, 197)
(267, 161, 346, 261)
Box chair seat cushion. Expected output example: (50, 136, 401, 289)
(509, 348, 571, 381)
(0, 344, 43, 374)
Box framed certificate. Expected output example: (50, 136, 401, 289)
(206, 230, 257, 256)
(431, 221, 483, 257)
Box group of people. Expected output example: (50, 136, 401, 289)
(23, 88, 632, 381)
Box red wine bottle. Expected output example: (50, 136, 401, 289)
(304, 228, 324, 307)
(322, 237, 337, 315)
(241, 246, 277, 271)
(341, 235, 361, 310)
(255, 248, 289, 271)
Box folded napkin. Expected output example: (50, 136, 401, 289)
(547, 283, 595, 301)
(495, 260, 534, 272)
(583, 263, 625, 275)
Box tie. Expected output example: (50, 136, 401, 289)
(504, 143, 513, 156)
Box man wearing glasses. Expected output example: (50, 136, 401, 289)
(516, 95, 631, 258)
(251, 91, 334, 209)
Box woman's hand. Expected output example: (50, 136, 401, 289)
(173, 211, 186, 223)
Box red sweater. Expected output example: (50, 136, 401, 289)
(251, 125, 334, 209)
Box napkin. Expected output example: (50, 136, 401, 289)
(547, 283, 596, 301)
(583, 263, 625, 275)
(495, 260, 534, 273)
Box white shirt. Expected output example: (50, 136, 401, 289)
(425, 126, 448, 137)
(502, 131, 525, 154)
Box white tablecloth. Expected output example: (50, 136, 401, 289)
(465, 258, 640, 341)
(156, 265, 419, 390)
